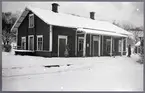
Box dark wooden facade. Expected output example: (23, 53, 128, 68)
(52, 26, 76, 57)
(16, 10, 127, 57)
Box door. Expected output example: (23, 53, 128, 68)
(21, 37, 26, 50)
(93, 36, 100, 56)
(78, 37, 84, 57)
(106, 39, 111, 55)
(93, 41, 99, 56)
(58, 35, 67, 57)
(28, 35, 34, 50)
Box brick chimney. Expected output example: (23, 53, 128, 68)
(52, 3, 59, 13)
(90, 12, 95, 20)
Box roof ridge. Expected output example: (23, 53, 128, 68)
(26, 5, 101, 22)
(11, 5, 132, 37)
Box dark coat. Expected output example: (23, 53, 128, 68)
(128, 45, 131, 56)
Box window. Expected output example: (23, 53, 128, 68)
(93, 36, 99, 41)
(21, 37, 26, 50)
(37, 35, 43, 51)
(118, 40, 122, 52)
(79, 40, 83, 51)
(29, 14, 34, 28)
(78, 37, 84, 51)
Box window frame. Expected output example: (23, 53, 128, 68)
(37, 35, 43, 51)
(29, 14, 34, 28)
(78, 37, 84, 51)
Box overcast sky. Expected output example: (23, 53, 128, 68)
(2, 2, 144, 27)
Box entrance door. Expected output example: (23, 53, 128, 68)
(28, 35, 34, 50)
(78, 37, 84, 57)
(58, 35, 67, 57)
(21, 37, 26, 50)
(93, 36, 100, 56)
(112, 39, 115, 52)
(93, 41, 99, 56)
(106, 39, 111, 55)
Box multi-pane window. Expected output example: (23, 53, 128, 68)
(29, 14, 34, 28)
(37, 35, 43, 51)
(21, 37, 26, 50)
(78, 39, 84, 51)
(118, 40, 122, 52)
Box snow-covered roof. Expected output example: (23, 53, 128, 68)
(77, 28, 128, 37)
(11, 6, 133, 37)
(129, 30, 144, 38)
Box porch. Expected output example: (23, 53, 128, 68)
(15, 50, 35, 56)
(76, 28, 127, 57)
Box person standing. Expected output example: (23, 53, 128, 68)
(64, 44, 69, 57)
(140, 39, 144, 64)
(137, 39, 144, 64)
(127, 44, 131, 57)
(112, 49, 116, 58)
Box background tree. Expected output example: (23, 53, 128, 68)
(112, 20, 135, 31)
(2, 12, 17, 45)
(112, 20, 144, 44)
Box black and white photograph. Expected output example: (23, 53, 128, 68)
(2, 1, 144, 91)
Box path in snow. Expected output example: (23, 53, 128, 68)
(2, 52, 143, 91)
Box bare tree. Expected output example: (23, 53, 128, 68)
(2, 12, 17, 45)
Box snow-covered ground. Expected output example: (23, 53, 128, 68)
(2, 51, 143, 91)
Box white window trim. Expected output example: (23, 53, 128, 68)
(49, 25, 52, 52)
(58, 35, 68, 57)
(37, 35, 43, 51)
(98, 35, 101, 56)
(83, 33, 87, 56)
(21, 36, 26, 50)
(16, 28, 18, 48)
(110, 37, 113, 56)
(78, 37, 84, 39)
(121, 38, 124, 55)
(28, 35, 34, 51)
(29, 14, 34, 28)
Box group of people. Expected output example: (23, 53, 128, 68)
(127, 39, 144, 64)
(64, 40, 144, 62)
(137, 39, 144, 64)
(112, 44, 131, 58)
